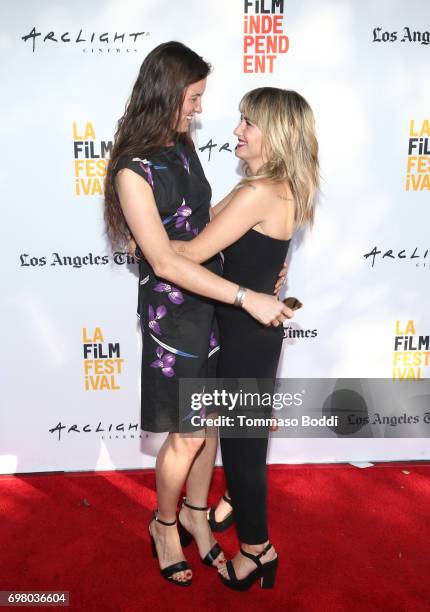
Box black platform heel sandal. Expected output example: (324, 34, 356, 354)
(178, 498, 225, 568)
(208, 494, 234, 532)
(149, 510, 192, 587)
(219, 542, 278, 591)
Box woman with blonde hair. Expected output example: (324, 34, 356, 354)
(171, 86, 319, 590)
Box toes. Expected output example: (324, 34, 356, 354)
(218, 566, 228, 578)
(172, 570, 192, 583)
(217, 554, 226, 566)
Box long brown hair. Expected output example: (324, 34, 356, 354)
(238, 88, 319, 228)
(104, 41, 211, 249)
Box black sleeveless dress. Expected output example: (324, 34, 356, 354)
(216, 229, 291, 546)
(216, 229, 290, 380)
(113, 142, 222, 433)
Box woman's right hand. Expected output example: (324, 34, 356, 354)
(242, 290, 294, 326)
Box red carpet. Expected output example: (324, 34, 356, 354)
(1, 463, 429, 611)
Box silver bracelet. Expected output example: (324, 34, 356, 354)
(234, 285, 247, 308)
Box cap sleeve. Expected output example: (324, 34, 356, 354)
(113, 156, 154, 190)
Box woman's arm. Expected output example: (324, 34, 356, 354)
(172, 182, 271, 264)
(174, 183, 289, 293)
(115, 170, 292, 325)
(209, 188, 236, 220)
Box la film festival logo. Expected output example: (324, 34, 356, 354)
(82, 327, 124, 391)
(406, 119, 430, 192)
(73, 122, 112, 196)
(243, 0, 289, 73)
(393, 320, 429, 380)
(21, 27, 149, 53)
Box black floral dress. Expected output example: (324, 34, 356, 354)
(114, 142, 221, 432)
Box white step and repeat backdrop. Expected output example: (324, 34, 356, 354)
(1, 0, 429, 474)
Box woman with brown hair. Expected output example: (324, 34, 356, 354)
(104, 42, 291, 587)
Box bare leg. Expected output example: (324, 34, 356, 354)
(186, 427, 218, 504)
(150, 431, 205, 583)
(212, 489, 233, 522)
(179, 428, 225, 567)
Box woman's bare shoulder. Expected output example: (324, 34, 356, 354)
(237, 179, 293, 204)
(235, 179, 273, 197)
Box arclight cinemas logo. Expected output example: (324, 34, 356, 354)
(21, 27, 149, 53)
(364, 246, 430, 268)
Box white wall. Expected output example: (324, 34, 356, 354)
(1, 0, 429, 473)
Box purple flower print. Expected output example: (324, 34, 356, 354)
(175, 200, 192, 231)
(180, 152, 190, 174)
(208, 330, 220, 358)
(150, 346, 176, 377)
(192, 228, 199, 236)
(132, 157, 167, 189)
(209, 331, 219, 349)
(148, 304, 166, 336)
(138, 161, 154, 189)
(153, 283, 184, 305)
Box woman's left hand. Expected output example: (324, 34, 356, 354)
(170, 240, 186, 255)
(127, 236, 142, 260)
(273, 261, 288, 297)
(270, 305, 294, 328)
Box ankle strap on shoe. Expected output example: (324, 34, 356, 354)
(222, 494, 233, 506)
(182, 497, 209, 512)
(239, 542, 273, 568)
(153, 509, 176, 526)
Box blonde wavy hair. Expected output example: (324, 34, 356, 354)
(238, 87, 319, 227)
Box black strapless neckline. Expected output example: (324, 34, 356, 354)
(220, 226, 290, 295)
(249, 227, 291, 243)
